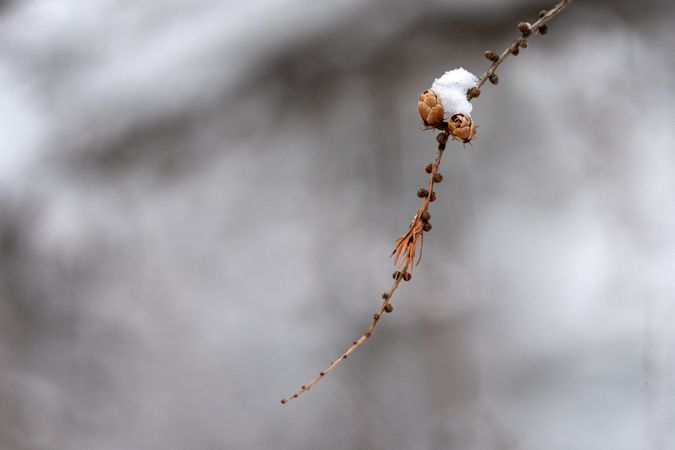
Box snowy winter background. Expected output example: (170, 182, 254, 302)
(1, 1, 673, 449)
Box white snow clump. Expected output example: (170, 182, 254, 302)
(430, 67, 478, 117)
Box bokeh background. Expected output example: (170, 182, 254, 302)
(1, 1, 673, 449)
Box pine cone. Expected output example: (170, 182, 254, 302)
(446, 113, 477, 143)
(417, 90, 444, 128)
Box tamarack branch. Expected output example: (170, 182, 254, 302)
(281, 0, 574, 405)
(467, 0, 575, 99)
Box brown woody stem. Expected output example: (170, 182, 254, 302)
(469, 0, 575, 99)
(281, 132, 449, 405)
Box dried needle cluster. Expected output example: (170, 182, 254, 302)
(392, 132, 447, 273)
(282, 0, 574, 405)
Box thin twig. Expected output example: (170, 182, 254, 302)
(468, 0, 575, 99)
(281, 132, 449, 405)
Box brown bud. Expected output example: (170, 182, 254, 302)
(423, 222, 432, 232)
(467, 87, 481, 100)
(384, 304, 393, 313)
(429, 191, 437, 202)
(488, 73, 499, 85)
(417, 188, 429, 198)
(382, 292, 390, 299)
(484, 50, 498, 62)
(433, 173, 443, 183)
(393, 271, 402, 280)
(436, 132, 448, 145)
(424, 163, 433, 173)
(510, 46, 520, 56)
(402, 272, 412, 281)
(539, 9, 547, 18)
(539, 24, 548, 35)
(342, 354, 348, 359)
(420, 211, 431, 223)
(517, 22, 531, 36)
(373, 313, 380, 320)
(281, 399, 287, 404)
(520, 40, 528, 49)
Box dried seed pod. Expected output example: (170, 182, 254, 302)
(423, 222, 432, 232)
(418, 90, 444, 128)
(424, 163, 433, 173)
(402, 272, 412, 281)
(420, 211, 431, 223)
(446, 113, 477, 143)
(539, 24, 549, 35)
(384, 304, 393, 313)
(433, 173, 443, 183)
(429, 191, 437, 202)
(488, 73, 499, 85)
(510, 44, 520, 56)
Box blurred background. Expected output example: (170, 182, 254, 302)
(1, 1, 673, 449)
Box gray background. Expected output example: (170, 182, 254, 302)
(0, 1, 673, 449)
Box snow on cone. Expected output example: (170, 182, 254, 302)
(417, 68, 479, 143)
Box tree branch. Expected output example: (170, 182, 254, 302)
(282, 0, 575, 405)
(468, 0, 575, 99)
(281, 132, 448, 405)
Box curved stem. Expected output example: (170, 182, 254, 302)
(281, 133, 448, 405)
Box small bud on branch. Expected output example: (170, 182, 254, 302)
(470, 0, 574, 97)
